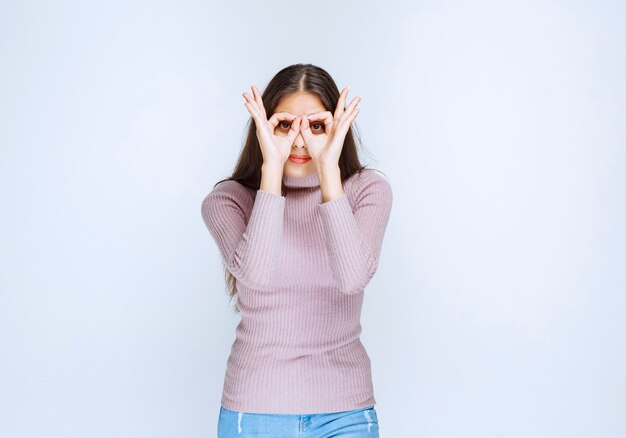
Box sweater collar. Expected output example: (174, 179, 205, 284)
(283, 170, 320, 188)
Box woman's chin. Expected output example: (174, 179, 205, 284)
(284, 160, 315, 177)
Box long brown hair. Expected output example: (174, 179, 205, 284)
(213, 63, 377, 313)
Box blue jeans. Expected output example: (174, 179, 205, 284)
(217, 404, 379, 437)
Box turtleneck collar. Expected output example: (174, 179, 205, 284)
(283, 170, 320, 188)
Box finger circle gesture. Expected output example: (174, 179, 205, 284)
(242, 85, 304, 166)
(300, 87, 361, 168)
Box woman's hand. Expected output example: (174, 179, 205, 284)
(242, 85, 303, 167)
(299, 87, 361, 169)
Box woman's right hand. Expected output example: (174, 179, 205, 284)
(242, 85, 302, 167)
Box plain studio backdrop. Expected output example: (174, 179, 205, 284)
(1, 1, 624, 437)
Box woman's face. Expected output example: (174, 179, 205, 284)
(274, 91, 327, 178)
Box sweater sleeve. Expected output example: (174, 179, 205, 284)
(317, 171, 393, 295)
(201, 181, 286, 289)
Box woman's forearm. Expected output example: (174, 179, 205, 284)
(260, 162, 284, 196)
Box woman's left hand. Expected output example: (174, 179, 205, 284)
(299, 87, 361, 169)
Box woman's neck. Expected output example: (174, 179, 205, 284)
(282, 171, 320, 188)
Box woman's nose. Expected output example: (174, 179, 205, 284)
(293, 132, 306, 148)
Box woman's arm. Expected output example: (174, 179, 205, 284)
(317, 169, 393, 295)
(201, 179, 285, 290)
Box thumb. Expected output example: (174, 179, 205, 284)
(299, 114, 313, 142)
(286, 115, 302, 143)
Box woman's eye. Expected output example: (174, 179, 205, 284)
(277, 120, 324, 133)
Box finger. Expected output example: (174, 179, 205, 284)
(328, 107, 359, 155)
(268, 112, 298, 129)
(306, 111, 333, 122)
(307, 111, 334, 133)
(299, 113, 312, 142)
(299, 113, 323, 144)
(242, 89, 265, 121)
(286, 115, 302, 143)
(347, 107, 360, 124)
(242, 92, 263, 120)
(251, 85, 267, 117)
(337, 97, 361, 128)
(243, 100, 264, 126)
(344, 96, 361, 115)
(334, 87, 350, 120)
(242, 91, 259, 106)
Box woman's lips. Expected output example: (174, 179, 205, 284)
(288, 155, 311, 164)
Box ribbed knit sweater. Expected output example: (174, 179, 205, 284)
(200, 167, 393, 414)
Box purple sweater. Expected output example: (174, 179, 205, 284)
(201, 168, 393, 414)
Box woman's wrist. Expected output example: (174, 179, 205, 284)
(316, 164, 344, 203)
(260, 162, 284, 196)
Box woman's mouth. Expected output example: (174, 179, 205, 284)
(288, 155, 311, 164)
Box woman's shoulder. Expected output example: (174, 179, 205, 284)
(344, 168, 393, 199)
(201, 178, 255, 214)
(206, 178, 255, 197)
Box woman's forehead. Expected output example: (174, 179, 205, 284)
(275, 92, 325, 115)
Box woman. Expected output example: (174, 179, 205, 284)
(201, 63, 393, 437)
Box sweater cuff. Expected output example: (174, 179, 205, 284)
(249, 190, 285, 236)
(318, 192, 351, 215)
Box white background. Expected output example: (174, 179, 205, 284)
(1, 1, 624, 437)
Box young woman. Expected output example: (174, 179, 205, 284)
(201, 63, 393, 437)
